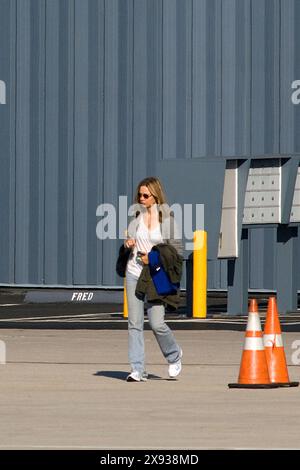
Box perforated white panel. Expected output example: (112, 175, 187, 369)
(243, 159, 281, 224)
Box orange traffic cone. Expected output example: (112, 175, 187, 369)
(263, 297, 299, 387)
(229, 299, 277, 388)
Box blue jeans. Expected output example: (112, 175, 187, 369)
(126, 271, 181, 374)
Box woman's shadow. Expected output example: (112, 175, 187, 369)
(94, 371, 164, 381)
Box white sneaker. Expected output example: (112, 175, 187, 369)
(126, 371, 148, 382)
(168, 349, 183, 379)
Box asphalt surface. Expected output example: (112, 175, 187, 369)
(0, 328, 300, 449)
(0, 289, 300, 450)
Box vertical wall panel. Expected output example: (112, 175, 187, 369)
(15, 0, 31, 283)
(192, 0, 207, 157)
(102, 0, 120, 285)
(65, 0, 75, 285)
(28, 0, 45, 283)
(265, 0, 280, 154)
(118, 0, 133, 195)
(132, 0, 163, 181)
(132, 0, 148, 178)
(163, 0, 192, 160)
(251, 0, 266, 154)
(263, 227, 276, 290)
(251, 0, 280, 155)
(280, 0, 294, 154)
(56, 0, 74, 285)
(15, 0, 46, 284)
(280, 0, 300, 154)
(162, 0, 176, 160)
(87, 0, 104, 285)
(249, 227, 276, 291)
(44, 0, 60, 284)
(146, 0, 163, 172)
(249, 228, 264, 289)
(175, 0, 192, 159)
(222, 0, 251, 156)
(0, 0, 16, 283)
(73, 0, 89, 284)
(44, 0, 75, 286)
(192, 0, 222, 158)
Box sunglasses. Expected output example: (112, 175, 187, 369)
(138, 192, 153, 199)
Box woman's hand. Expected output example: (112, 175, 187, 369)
(125, 238, 136, 249)
(141, 253, 149, 265)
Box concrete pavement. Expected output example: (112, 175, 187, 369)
(0, 328, 300, 449)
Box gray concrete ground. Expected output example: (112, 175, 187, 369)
(0, 328, 300, 450)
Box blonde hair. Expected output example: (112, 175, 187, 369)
(133, 177, 170, 223)
(134, 176, 168, 205)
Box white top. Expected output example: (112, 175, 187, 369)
(126, 215, 164, 279)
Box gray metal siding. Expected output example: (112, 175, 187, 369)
(249, 228, 276, 291)
(0, 0, 15, 284)
(222, 0, 251, 157)
(0, 0, 300, 288)
(192, 0, 222, 157)
(251, 0, 280, 156)
(281, 0, 300, 153)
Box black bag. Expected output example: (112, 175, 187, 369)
(116, 244, 131, 277)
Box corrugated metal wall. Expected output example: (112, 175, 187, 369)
(0, 0, 300, 288)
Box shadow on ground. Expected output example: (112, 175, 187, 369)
(94, 371, 166, 381)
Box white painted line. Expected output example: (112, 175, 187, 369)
(0, 303, 22, 307)
(0, 312, 125, 322)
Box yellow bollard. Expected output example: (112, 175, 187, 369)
(123, 277, 128, 318)
(123, 229, 129, 319)
(193, 230, 207, 318)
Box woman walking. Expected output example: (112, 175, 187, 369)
(123, 177, 183, 382)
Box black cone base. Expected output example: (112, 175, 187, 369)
(271, 381, 299, 388)
(228, 383, 279, 389)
